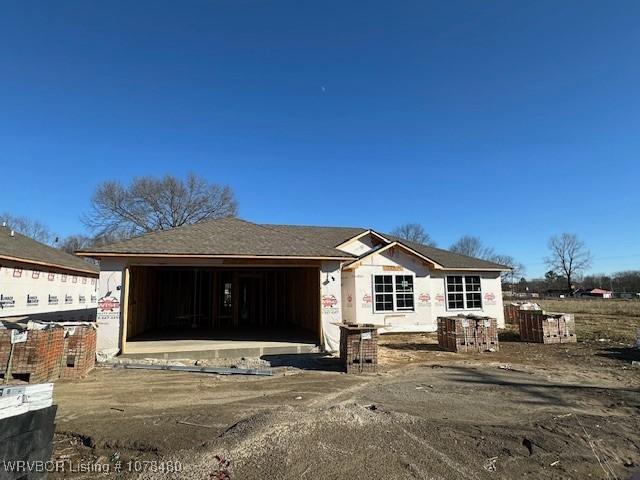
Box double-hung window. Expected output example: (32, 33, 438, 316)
(373, 275, 414, 312)
(446, 275, 482, 310)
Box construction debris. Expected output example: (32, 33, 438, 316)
(113, 362, 273, 376)
(176, 420, 213, 428)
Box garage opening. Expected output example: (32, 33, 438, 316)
(123, 266, 320, 356)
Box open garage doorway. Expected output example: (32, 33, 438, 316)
(122, 266, 321, 357)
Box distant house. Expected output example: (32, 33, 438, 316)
(0, 225, 99, 321)
(576, 288, 613, 299)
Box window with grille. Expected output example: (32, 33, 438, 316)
(373, 274, 414, 312)
(446, 275, 482, 310)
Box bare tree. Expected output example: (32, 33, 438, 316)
(544, 233, 592, 294)
(391, 223, 436, 246)
(59, 234, 94, 254)
(1, 213, 55, 244)
(490, 253, 525, 285)
(449, 235, 495, 259)
(83, 173, 238, 238)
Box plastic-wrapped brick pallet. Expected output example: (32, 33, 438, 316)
(60, 326, 96, 379)
(0, 324, 96, 383)
(437, 315, 499, 353)
(339, 324, 379, 373)
(0, 327, 65, 383)
(518, 311, 576, 344)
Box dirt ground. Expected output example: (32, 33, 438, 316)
(48, 304, 640, 480)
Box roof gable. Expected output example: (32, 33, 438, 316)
(343, 241, 443, 270)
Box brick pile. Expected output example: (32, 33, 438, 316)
(0, 327, 65, 383)
(0, 325, 96, 383)
(60, 327, 97, 379)
(437, 315, 499, 353)
(504, 303, 543, 325)
(339, 324, 378, 373)
(518, 311, 576, 344)
(503, 304, 521, 324)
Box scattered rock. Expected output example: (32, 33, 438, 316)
(483, 456, 498, 472)
(631, 361, 640, 369)
(522, 438, 534, 456)
(294, 396, 303, 400)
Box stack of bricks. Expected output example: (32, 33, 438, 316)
(339, 324, 379, 373)
(0, 327, 65, 383)
(503, 304, 521, 325)
(0, 325, 96, 383)
(60, 326, 96, 379)
(518, 311, 576, 344)
(437, 315, 499, 353)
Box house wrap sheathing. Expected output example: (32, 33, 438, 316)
(78, 219, 508, 358)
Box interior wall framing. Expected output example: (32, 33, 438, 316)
(125, 265, 321, 342)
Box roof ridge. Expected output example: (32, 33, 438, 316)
(262, 223, 367, 231)
(256, 223, 357, 256)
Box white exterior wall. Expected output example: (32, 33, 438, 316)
(0, 263, 98, 320)
(338, 234, 506, 331)
(349, 248, 435, 330)
(341, 269, 356, 324)
(96, 259, 126, 358)
(320, 260, 342, 352)
(430, 271, 505, 327)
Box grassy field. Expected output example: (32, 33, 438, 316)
(537, 298, 640, 343)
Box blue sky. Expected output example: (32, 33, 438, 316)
(1, 0, 639, 277)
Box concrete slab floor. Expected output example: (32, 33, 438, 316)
(121, 327, 320, 358)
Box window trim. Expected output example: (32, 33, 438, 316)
(446, 275, 483, 311)
(372, 274, 415, 313)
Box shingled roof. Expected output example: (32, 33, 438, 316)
(77, 218, 353, 259)
(79, 218, 508, 270)
(0, 227, 98, 275)
(266, 224, 510, 270)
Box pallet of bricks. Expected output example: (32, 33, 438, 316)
(0, 326, 65, 383)
(60, 325, 97, 379)
(503, 304, 521, 325)
(518, 310, 576, 344)
(0, 322, 96, 383)
(339, 324, 379, 373)
(503, 302, 543, 325)
(437, 315, 499, 353)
